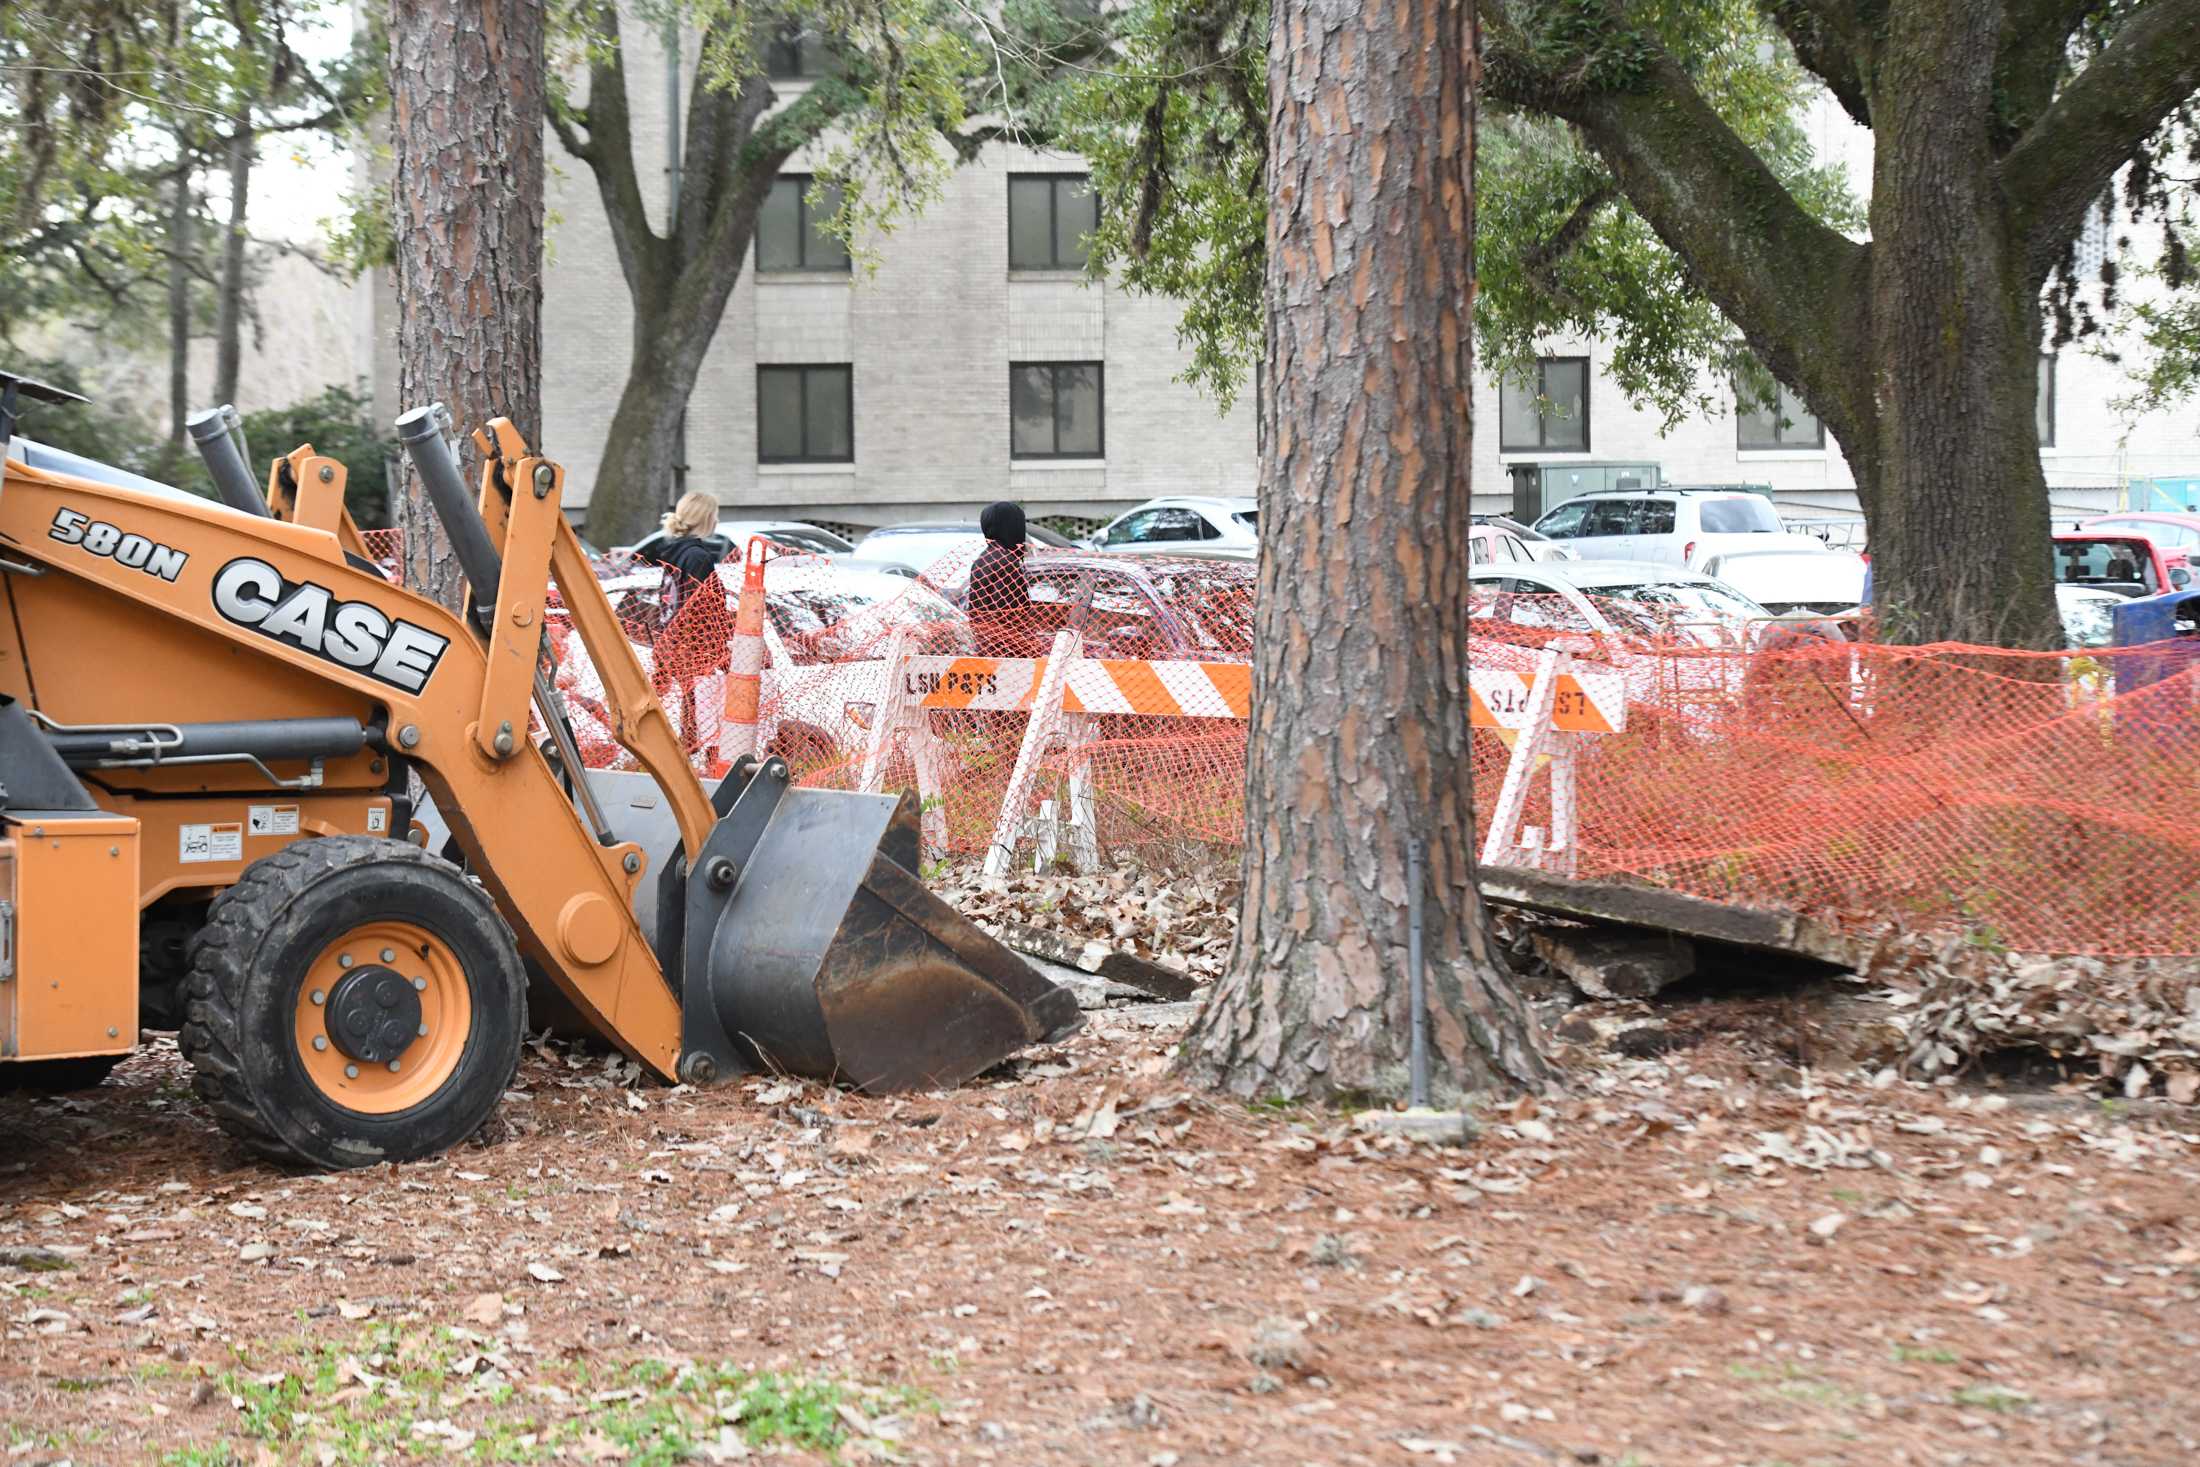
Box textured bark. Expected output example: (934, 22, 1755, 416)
(213, 116, 252, 407)
(1857, 0, 2056, 646)
(1182, 0, 1548, 1102)
(389, 0, 546, 610)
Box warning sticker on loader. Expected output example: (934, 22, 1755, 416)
(180, 822, 244, 864)
(247, 804, 300, 837)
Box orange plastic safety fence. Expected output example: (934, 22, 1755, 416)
(359, 527, 405, 582)
(394, 525, 2199, 957)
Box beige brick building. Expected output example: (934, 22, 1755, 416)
(520, 28, 1258, 536)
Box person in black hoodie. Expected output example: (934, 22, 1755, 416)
(968, 500, 1034, 654)
(647, 491, 733, 758)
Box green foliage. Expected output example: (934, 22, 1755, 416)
(3, 3, 381, 379)
(2099, 220, 2200, 415)
(1477, 8, 1860, 424)
(1061, 0, 1267, 410)
(231, 383, 398, 526)
(1071, 0, 2199, 458)
(1065, 0, 1858, 422)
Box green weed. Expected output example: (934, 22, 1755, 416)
(1951, 1384, 2030, 1413)
(1891, 1343, 1960, 1365)
(161, 1326, 925, 1467)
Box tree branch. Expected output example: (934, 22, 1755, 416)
(1992, 0, 2094, 148)
(544, 3, 663, 298)
(1518, 183, 1617, 318)
(1758, 0, 1871, 129)
(2003, 0, 2200, 282)
(1484, 0, 1863, 405)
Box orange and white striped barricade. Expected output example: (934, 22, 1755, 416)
(853, 625, 949, 853)
(1474, 647, 1626, 876)
(855, 639, 1255, 872)
(984, 629, 1085, 876)
(719, 536, 770, 762)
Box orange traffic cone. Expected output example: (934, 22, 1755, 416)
(721, 536, 768, 762)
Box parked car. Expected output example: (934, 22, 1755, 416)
(1467, 560, 1783, 718)
(2077, 512, 2200, 588)
(1531, 488, 1790, 570)
(854, 520, 1075, 577)
(620, 517, 856, 566)
(2079, 511, 2200, 558)
(1467, 559, 1771, 649)
(1694, 543, 1868, 618)
(1085, 496, 1259, 560)
(1469, 521, 1544, 568)
(1791, 515, 1869, 554)
(1473, 514, 1575, 561)
(2052, 531, 2192, 598)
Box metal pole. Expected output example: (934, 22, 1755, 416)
(184, 405, 272, 517)
(394, 403, 504, 617)
(664, 23, 688, 500)
(1408, 836, 1429, 1109)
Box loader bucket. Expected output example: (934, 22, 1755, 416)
(675, 764, 1083, 1092)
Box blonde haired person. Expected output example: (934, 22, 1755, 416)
(647, 491, 733, 765)
(661, 490, 719, 542)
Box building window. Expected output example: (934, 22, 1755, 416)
(2037, 354, 2056, 448)
(764, 27, 832, 80)
(757, 176, 850, 273)
(1735, 377, 1825, 450)
(1008, 174, 1099, 271)
(1010, 362, 1104, 459)
(1498, 357, 1589, 452)
(757, 366, 853, 463)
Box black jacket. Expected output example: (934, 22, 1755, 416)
(654, 535, 732, 672)
(967, 541, 1032, 618)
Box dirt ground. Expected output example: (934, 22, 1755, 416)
(5, 995, 2199, 1467)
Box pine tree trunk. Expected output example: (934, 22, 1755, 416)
(389, 0, 545, 610)
(213, 116, 252, 407)
(1854, 0, 2061, 649)
(1183, 0, 1547, 1102)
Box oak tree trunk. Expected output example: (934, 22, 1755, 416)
(213, 115, 253, 407)
(581, 210, 771, 546)
(1183, 0, 1547, 1101)
(587, 358, 690, 548)
(1851, 5, 2060, 649)
(389, 0, 545, 609)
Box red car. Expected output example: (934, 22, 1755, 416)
(2081, 512, 2200, 573)
(2052, 531, 2193, 598)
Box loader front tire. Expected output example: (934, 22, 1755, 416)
(180, 837, 525, 1170)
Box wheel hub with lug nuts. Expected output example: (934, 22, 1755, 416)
(323, 966, 423, 1065)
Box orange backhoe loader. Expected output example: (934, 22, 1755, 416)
(0, 371, 1078, 1168)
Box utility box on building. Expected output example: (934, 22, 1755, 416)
(1508, 462, 1662, 524)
